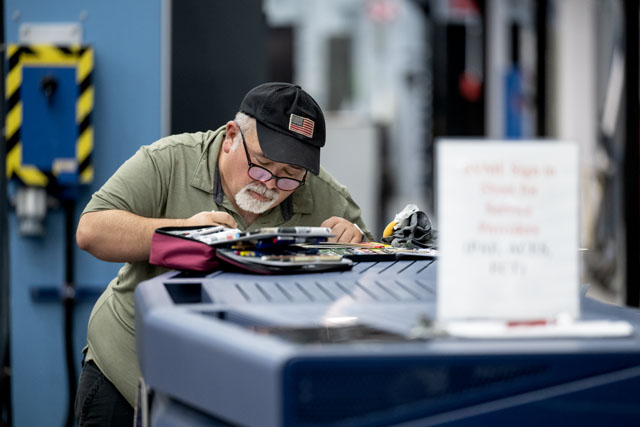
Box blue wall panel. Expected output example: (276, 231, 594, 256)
(5, 1, 163, 425)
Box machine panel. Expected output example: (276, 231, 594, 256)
(135, 260, 640, 426)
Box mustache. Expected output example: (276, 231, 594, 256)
(246, 182, 278, 200)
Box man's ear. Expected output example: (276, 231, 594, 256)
(222, 121, 237, 153)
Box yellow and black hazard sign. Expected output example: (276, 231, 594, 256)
(5, 44, 94, 187)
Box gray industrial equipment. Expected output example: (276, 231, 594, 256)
(135, 260, 640, 426)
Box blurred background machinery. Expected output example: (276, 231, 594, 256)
(1, 0, 638, 426)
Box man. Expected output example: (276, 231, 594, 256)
(74, 82, 372, 425)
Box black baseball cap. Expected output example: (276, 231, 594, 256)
(239, 82, 326, 175)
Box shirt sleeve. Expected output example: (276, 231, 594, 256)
(82, 146, 168, 218)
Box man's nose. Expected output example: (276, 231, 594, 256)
(263, 178, 279, 191)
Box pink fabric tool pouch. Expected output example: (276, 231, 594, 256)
(149, 226, 221, 272)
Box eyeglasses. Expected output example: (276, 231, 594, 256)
(238, 126, 307, 191)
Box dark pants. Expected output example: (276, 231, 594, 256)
(75, 360, 134, 427)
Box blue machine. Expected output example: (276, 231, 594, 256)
(135, 260, 640, 426)
(4, 43, 96, 427)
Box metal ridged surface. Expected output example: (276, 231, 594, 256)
(198, 260, 437, 305)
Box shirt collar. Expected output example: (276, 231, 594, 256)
(190, 126, 225, 194)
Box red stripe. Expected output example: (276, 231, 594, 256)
(291, 128, 313, 137)
(290, 119, 314, 137)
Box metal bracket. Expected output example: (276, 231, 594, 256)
(19, 23, 82, 44)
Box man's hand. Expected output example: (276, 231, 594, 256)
(321, 216, 364, 243)
(184, 211, 237, 229)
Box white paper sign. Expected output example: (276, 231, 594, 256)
(436, 141, 579, 321)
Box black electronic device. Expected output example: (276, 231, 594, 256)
(150, 225, 352, 274)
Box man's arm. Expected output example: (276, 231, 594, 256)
(76, 209, 237, 263)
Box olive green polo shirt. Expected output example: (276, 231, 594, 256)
(81, 126, 372, 406)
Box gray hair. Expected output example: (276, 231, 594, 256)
(231, 112, 256, 151)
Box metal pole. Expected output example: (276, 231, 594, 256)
(624, 0, 639, 307)
(62, 199, 76, 427)
(536, 0, 548, 137)
(0, 0, 13, 423)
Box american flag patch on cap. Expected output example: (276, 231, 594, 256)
(289, 113, 315, 138)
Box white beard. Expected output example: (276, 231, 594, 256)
(234, 182, 279, 214)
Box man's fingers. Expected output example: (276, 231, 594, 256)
(326, 223, 342, 242)
(328, 226, 346, 243)
(338, 228, 359, 244)
(320, 216, 340, 229)
(211, 212, 237, 228)
(348, 231, 362, 243)
(321, 216, 363, 243)
(186, 211, 237, 229)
